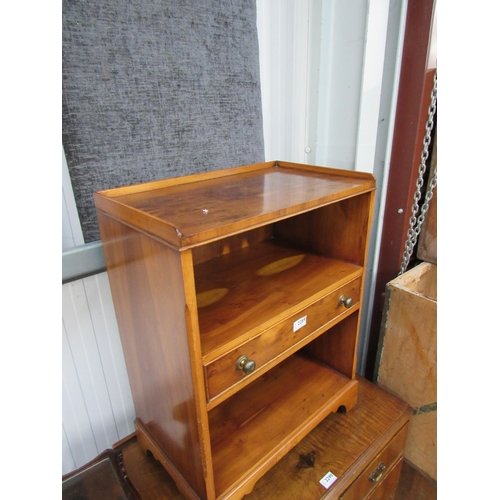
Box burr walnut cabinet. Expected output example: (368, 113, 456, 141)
(94, 161, 376, 500)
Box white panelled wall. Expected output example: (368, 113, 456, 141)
(62, 275, 136, 473)
(62, 147, 136, 474)
(256, 0, 407, 373)
(62, 0, 406, 474)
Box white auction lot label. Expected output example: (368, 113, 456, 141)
(293, 315, 307, 332)
(319, 471, 338, 489)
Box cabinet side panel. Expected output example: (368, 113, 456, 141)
(96, 212, 207, 499)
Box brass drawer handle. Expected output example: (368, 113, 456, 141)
(236, 355, 256, 375)
(338, 294, 353, 309)
(369, 462, 386, 483)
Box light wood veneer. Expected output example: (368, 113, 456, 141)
(95, 161, 376, 500)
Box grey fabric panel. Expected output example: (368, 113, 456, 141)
(63, 0, 265, 243)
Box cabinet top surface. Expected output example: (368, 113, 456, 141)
(95, 162, 375, 248)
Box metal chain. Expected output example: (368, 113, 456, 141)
(399, 71, 437, 276)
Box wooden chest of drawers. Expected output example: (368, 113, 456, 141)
(245, 377, 411, 500)
(95, 161, 376, 500)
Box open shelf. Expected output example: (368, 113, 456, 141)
(208, 352, 357, 498)
(195, 238, 362, 360)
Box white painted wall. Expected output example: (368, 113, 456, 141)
(62, 0, 406, 473)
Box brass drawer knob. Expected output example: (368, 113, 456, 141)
(236, 355, 256, 375)
(369, 462, 386, 483)
(338, 294, 353, 309)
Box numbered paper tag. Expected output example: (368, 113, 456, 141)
(293, 315, 307, 332)
(319, 471, 337, 489)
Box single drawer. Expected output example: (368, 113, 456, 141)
(204, 277, 361, 401)
(340, 424, 408, 500)
(365, 457, 403, 500)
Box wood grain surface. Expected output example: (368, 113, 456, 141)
(97, 212, 208, 499)
(208, 354, 358, 498)
(96, 162, 377, 500)
(195, 239, 362, 359)
(204, 278, 361, 405)
(117, 377, 411, 500)
(94, 162, 375, 249)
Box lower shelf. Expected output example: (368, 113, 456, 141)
(123, 377, 412, 500)
(208, 352, 358, 498)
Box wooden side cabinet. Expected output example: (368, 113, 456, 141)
(94, 161, 376, 500)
